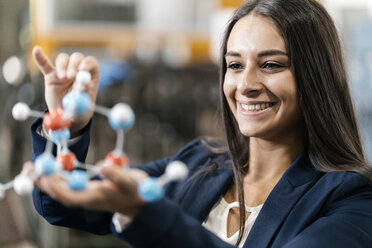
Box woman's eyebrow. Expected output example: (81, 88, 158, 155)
(258, 50, 288, 57)
(224, 50, 288, 58)
(225, 51, 241, 57)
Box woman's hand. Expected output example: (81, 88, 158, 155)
(26, 161, 148, 218)
(32, 46, 100, 136)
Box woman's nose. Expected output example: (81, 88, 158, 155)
(237, 67, 262, 97)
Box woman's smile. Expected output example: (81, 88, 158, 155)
(237, 101, 277, 115)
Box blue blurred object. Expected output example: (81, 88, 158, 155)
(138, 177, 164, 202)
(63, 92, 92, 115)
(50, 128, 71, 143)
(68, 170, 88, 191)
(35, 153, 57, 176)
(98, 59, 133, 92)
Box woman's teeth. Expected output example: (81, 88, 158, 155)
(241, 102, 273, 112)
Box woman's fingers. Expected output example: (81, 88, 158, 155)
(67, 52, 85, 80)
(38, 175, 85, 206)
(99, 167, 146, 216)
(100, 166, 134, 191)
(33, 46, 98, 82)
(21, 161, 35, 176)
(78, 56, 100, 84)
(20, 162, 94, 208)
(55, 52, 85, 81)
(99, 166, 149, 191)
(39, 175, 113, 209)
(21, 161, 44, 191)
(29, 164, 146, 215)
(32, 46, 55, 75)
(127, 169, 149, 182)
(55, 53, 69, 79)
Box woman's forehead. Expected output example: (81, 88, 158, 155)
(227, 14, 287, 54)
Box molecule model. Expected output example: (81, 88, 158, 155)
(0, 71, 188, 203)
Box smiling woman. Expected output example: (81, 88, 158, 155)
(27, 0, 372, 247)
(223, 15, 304, 142)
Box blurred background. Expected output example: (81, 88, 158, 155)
(0, 0, 371, 247)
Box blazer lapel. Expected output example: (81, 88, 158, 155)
(243, 153, 321, 248)
(179, 158, 234, 221)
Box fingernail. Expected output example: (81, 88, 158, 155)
(67, 69, 76, 79)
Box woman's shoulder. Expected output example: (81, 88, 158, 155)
(320, 170, 372, 188)
(316, 170, 372, 204)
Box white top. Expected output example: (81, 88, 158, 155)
(203, 197, 263, 247)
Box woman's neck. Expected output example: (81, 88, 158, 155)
(245, 132, 306, 183)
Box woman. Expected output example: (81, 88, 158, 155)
(29, 0, 372, 247)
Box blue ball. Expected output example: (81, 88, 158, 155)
(68, 170, 88, 191)
(63, 92, 91, 115)
(51, 128, 71, 143)
(35, 154, 57, 176)
(138, 177, 164, 202)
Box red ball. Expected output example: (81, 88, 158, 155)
(43, 108, 72, 131)
(56, 152, 77, 171)
(104, 152, 129, 168)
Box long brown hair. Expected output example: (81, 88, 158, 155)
(219, 0, 372, 245)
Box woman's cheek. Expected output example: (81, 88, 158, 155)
(223, 77, 236, 99)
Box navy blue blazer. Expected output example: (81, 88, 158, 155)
(31, 119, 372, 247)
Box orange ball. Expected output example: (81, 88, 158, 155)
(104, 152, 129, 168)
(43, 108, 72, 131)
(56, 152, 77, 171)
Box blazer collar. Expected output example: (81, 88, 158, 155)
(180, 157, 233, 221)
(243, 152, 322, 248)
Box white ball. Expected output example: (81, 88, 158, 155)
(13, 175, 34, 195)
(165, 161, 188, 181)
(0, 184, 5, 199)
(12, 102, 30, 121)
(110, 103, 134, 123)
(76, 71, 91, 86)
(2, 56, 25, 85)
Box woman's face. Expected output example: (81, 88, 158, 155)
(223, 14, 304, 141)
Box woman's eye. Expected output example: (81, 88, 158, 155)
(262, 62, 283, 70)
(228, 63, 243, 70)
